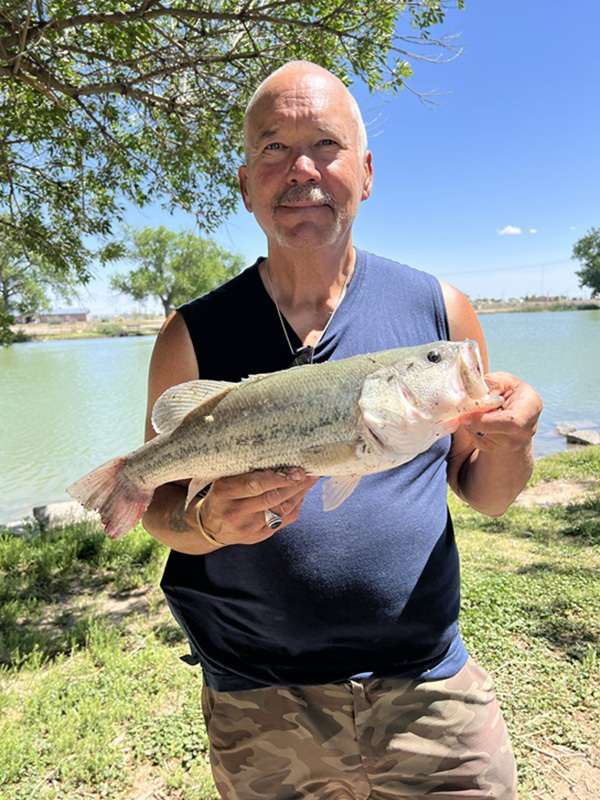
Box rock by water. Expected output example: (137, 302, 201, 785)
(556, 420, 600, 446)
(2, 501, 99, 536)
(566, 429, 600, 446)
(33, 501, 100, 529)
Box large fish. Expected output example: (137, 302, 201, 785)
(67, 339, 503, 539)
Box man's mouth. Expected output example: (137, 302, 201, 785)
(274, 186, 335, 210)
(278, 200, 329, 208)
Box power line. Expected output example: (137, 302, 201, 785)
(440, 259, 570, 278)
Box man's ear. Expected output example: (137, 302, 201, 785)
(238, 165, 253, 212)
(361, 151, 373, 201)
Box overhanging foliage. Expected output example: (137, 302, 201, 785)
(0, 0, 464, 281)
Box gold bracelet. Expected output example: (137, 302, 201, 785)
(195, 497, 225, 548)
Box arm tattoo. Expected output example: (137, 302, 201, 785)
(169, 499, 194, 534)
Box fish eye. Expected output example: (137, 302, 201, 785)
(427, 350, 442, 363)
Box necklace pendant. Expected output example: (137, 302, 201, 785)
(290, 345, 314, 367)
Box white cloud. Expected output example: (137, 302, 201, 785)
(497, 225, 522, 236)
(529, 229, 538, 234)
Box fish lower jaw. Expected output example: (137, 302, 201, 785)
(444, 395, 504, 427)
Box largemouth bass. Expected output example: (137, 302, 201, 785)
(67, 339, 503, 539)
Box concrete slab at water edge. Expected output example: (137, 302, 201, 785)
(33, 501, 100, 529)
(555, 420, 600, 445)
(2, 502, 100, 536)
(566, 430, 600, 446)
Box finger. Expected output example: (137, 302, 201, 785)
(466, 402, 539, 433)
(484, 371, 518, 394)
(215, 468, 308, 501)
(204, 474, 317, 539)
(263, 482, 314, 525)
(263, 489, 313, 531)
(462, 431, 514, 451)
(464, 389, 541, 432)
(462, 415, 538, 453)
(258, 476, 320, 514)
(463, 409, 519, 431)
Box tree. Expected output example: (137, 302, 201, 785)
(572, 227, 600, 297)
(111, 226, 244, 316)
(0, 215, 78, 345)
(0, 0, 464, 284)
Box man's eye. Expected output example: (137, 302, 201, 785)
(319, 139, 336, 146)
(265, 142, 283, 151)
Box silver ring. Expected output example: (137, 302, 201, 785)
(264, 509, 282, 530)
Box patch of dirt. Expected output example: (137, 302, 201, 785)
(515, 479, 599, 509)
(525, 741, 600, 799)
(33, 583, 158, 630)
(9, 583, 169, 665)
(121, 762, 173, 800)
(101, 586, 154, 622)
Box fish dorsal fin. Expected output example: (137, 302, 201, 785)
(242, 363, 305, 383)
(322, 474, 362, 511)
(152, 379, 237, 435)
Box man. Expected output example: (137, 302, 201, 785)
(142, 61, 542, 799)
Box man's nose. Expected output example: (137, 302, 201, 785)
(288, 153, 320, 184)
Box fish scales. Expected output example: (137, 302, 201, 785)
(124, 353, 379, 488)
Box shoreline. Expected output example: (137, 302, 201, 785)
(10, 316, 165, 343)
(10, 302, 600, 344)
(475, 299, 600, 314)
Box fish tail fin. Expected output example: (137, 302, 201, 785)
(67, 457, 154, 540)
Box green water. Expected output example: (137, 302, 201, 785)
(479, 309, 600, 453)
(1, 336, 154, 523)
(1, 310, 599, 523)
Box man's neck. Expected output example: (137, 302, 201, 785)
(260, 239, 356, 346)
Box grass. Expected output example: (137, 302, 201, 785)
(0, 524, 215, 799)
(1, 448, 599, 798)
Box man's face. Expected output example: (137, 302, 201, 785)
(239, 72, 373, 250)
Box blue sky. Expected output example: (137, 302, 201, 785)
(81, 0, 600, 314)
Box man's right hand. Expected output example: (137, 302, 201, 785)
(199, 468, 320, 547)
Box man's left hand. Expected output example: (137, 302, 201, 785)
(461, 372, 543, 452)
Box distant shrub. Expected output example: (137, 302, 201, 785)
(95, 322, 128, 337)
(12, 328, 32, 343)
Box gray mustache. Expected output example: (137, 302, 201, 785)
(275, 185, 335, 207)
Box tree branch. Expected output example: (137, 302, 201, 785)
(1, 4, 350, 54)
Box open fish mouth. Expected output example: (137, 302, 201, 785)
(457, 340, 487, 400)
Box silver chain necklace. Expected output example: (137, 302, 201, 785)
(264, 259, 353, 365)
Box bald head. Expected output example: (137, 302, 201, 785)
(243, 61, 367, 162)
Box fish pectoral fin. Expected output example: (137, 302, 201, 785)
(322, 475, 362, 511)
(152, 379, 237, 435)
(185, 477, 212, 509)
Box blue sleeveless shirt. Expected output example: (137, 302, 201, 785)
(162, 249, 469, 690)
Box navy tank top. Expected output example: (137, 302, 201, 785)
(161, 249, 469, 690)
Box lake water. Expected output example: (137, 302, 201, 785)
(1, 310, 599, 524)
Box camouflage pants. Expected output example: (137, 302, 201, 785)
(201, 659, 518, 799)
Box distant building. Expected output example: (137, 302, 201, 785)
(37, 308, 90, 323)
